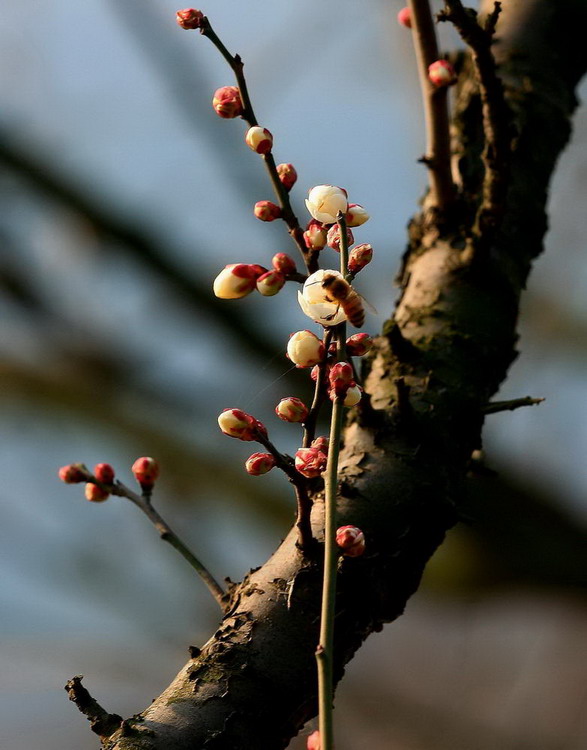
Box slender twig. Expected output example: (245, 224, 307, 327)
(483, 396, 544, 414)
(303, 329, 334, 448)
(407, 0, 456, 211)
(439, 2, 512, 259)
(65, 675, 122, 739)
(111, 481, 226, 609)
(198, 18, 311, 270)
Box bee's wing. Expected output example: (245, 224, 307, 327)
(357, 291, 378, 315)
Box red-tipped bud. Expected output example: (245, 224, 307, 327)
(343, 383, 362, 406)
(212, 86, 243, 119)
(132, 457, 160, 489)
(271, 252, 296, 275)
(428, 59, 457, 88)
(58, 463, 89, 484)
(275, 397, 309, 423)
(287, 330, 325, 368)
(94, 463, 115, 484)
(346, 332, 373, 357)
(245, 452, 275, 476)
(295, 447, 327, 478)
(326, 224, 354, 252)
(348, 243, 373, 274)
(328, 361, 354, 397)
(345, 203, 370, 227)
(310, 436, 329, 454)
(336, 525, 366, 557)
(276, 163, 298, 191)
(303, 220, 328, 250)
(213, 263, 259, 299)
(256, 270, 285, 296)
(397, 7, 412, 28)
(254, 201, 282, 222)
(85, 483, 110, 503)
(176, 8, 204, 29)
(245, 126, 273, 155)
(218, 409, 263, 441)
(307, 730, 321, 750)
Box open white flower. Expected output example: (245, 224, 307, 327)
(305, 185, 348, 225)
(298, 269, 348, 326)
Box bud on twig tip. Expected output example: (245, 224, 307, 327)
(176, 9, 204, 30)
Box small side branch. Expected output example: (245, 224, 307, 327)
(65, 675, 122, 740)
(408, 0, 456, 211)
(483, 396, 544, 414)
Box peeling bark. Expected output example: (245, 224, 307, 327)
(98, 2, 587, 748)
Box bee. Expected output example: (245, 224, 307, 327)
(320, 274, 365, 328)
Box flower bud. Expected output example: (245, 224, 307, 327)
(218, 408, 264, 441)
(213, 264, 258, 299)
(271, 252, 296, 275)
(275, 397, 309, 423)
(295, 447, 327, 478)
(345, 203, 370, 227)
(326, 224, 354, 252)
(94, 463, 115, 484)
(132, 457, 160, 489)
(176, 8, 204, 29)
(303, 220, 328, 251)
(245, 126, 273, 155)
(305, 185, 348, 225)
(245, 452, 275, 476)
(397, 7, 412, 28)
(58, 463, 90, 484)
(310, 362, 331, 382)
(428, 59, 457, 88)
(307, 730, 321, 750)
(348, 243, 373, 274)
(85, 483, 110, 502)
(256, 270, 285, 296)
(343, 383, 362, 406)
(336, 525, 366, 557)
(310, 436, 329, 454)
(212, 86, 243, 119)
(286, 330, 325, 368)
(276, 163, 298, 191)
(346, 332, 373, 357)
(328, 361, 354, 397)
(254, 201, 282, 222)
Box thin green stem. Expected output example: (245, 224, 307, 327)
(303, 329, 334, 448)
(111, 481, 226, 610)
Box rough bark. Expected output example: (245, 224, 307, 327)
(97, 2, 587, 748)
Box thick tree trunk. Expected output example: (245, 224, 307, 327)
(97, 2, 587, 748)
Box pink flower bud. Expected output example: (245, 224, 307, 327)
(213, 264, 258, 299)
(275, 397, 309, 423)
(254, 201, 282, 222)
(305, 185, 348, 225)
(212, 86, 243, 119)
(131, 457, 160, 488)
(348, 243, 373, 274)
(58, 463, 90, 484)
(94, 463, 115, 484)
(343, 383, 362, 406)
(336, 525, 366, 557)
(176, 8, 204, 29)
(245, 452, 275, 476)
(276, 163, 298, 191)
(85, 483, 110, 502)
(287, 330, 325, 368)
(345, 203, 370, 227)
(271, 253, 296, 275)
(245, 126, 273, 155)
(326, 224, 354, 252)
(328, 361, 354, 397)
(310, 436, 329, 454)
(295, 447, 327, 478)
(218, 408, 264, 441)
(346, 332, 373, 357)
(256, 270, 285, 296)
(307, 730, 321, 750)
(397, 7, 412, 28)
(428, 59, 457, 88)
(303, 220, 328, 251)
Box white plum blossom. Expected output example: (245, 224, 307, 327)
(305, 185, 348, 225)
(298, 269, 348, 327)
